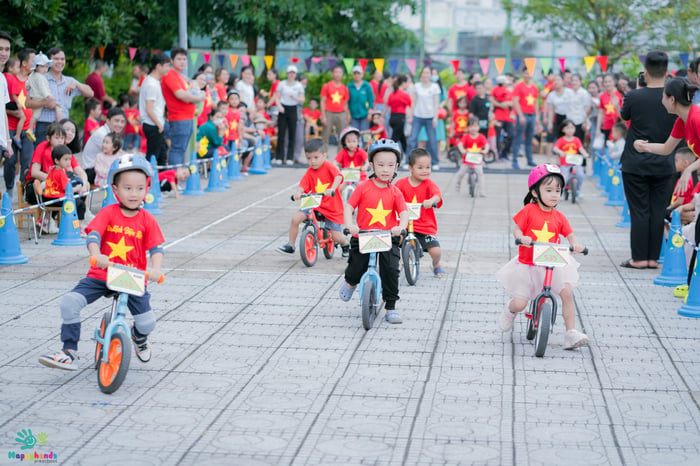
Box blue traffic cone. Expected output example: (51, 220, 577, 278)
(605, 167, 624, 206)
(654, 210, 687, 287)
(183, 158, 204, 196)
(616, 199, 631, 228)
(0, 195, 28, 264)
(227, 145, 244, 181)
(217, 151, 231, 189)
(149, 156, 165, 203)
(658, 234, 666, 264)
(678, 260, 700, 317)
(143, 180, 162, 215)
(263, 135, 272, 170)
(102, 185, 118, 208)
(248, 142, 267, 175)
(591, 150, 601, 180)
(52, 189, 85, 246)
(205, 151, 227, 192)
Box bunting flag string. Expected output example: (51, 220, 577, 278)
(89, 47, 95, 60)
(241, 55, 250, 66)
(465, 58, 474, 73)
(494, 58, 506, 74)
(311, 57, 323, 64)
(389, 59, 399, 75)
(558, 57, 566, 73)
(204, 53, 211, 63)
(277, 57, 286, 70)
(450, 59, 460, 74)
(217, 54, 225, 67)
(128, 47, 137, 61)
(229, 54, 238, 68)
(189, 51, 199, 66)
(98, 46, 105, 59)
(250, 55, 259, 70)
(679, 52, 690, 68)
(511, 58, 523, 73)
(304, 57, 312, 72)
(327, 58, 336, 70)
(264, 55, 274, 70)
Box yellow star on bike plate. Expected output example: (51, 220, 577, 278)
(314, 178, 330, 193)
(532, 221, 555, 243)
(107, 237, 135, 261)
(366, 199, 391, 226)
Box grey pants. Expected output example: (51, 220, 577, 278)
(322, 111, 347, 145)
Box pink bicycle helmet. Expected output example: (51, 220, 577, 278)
(339, 126, 360, 149)
(528, 164, 564, 189)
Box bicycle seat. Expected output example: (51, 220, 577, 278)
(314, 211, 328, 221)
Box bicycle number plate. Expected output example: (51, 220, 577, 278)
(359, 232, 392, 254)
(406, 203, 422, 221)
(300, 194, 323, 209)
(565, 154, 583, 165)
(342, 169, 361, 182)
(532, 244, 570, 267)
(465, 152, 483, 165)
(106, 264, 146, 296)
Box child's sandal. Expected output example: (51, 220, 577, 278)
(433, 266, 446, 278)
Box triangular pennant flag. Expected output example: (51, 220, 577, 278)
(638, 54, 647, 65)
(163, 50, 170, 58)
(189, 51, 199, 66)
(311, 57, 323, 64)
(511, 58, 523, 72)
(217, 54, 225, 67)
(524, 58, 536, 76)
(540, 57, 552, 75)
(389, 59, 399, 74)
(358, 58, 368, 74)
(494, 58, 506, 74)
(479, 58, 490, 75)
(451, 59, 460, 74)
(679, 52, 690, 68)
(423, 58, 432, 68)
(584, 56, 596, 72)
(119, 45, 124, 57)
(374, 58, 384, 73)
(250, 55, 259, 70)
(327, 58, 336, 70)
(264, 55, 274, 70)
(343, 58, 355, 72)
(204, 53, 211, 63)
(596, 56, 608, 72)
(98, 46, 105, 59)
(229, 54, 238, 68)
(304, 57, 312, 72)
(278, 57, 286, 69)
(141, 49, 149, 62)
(405, 59, 417, 74)
(291, 57, 299, 63)
(128, 47, 137, 61)
(465, 58, 475, 72)
(558, 57, 566, 73)
(89, 47, 95, 60)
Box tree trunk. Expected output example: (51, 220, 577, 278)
(247, 35, 257, 56)
(264, 36, 277, 72)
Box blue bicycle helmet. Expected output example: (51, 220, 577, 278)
(368, 138, 402, 164)
(108, 154, 153, 186)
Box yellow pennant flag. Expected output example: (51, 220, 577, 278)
(583, 56, 596, 73)
(264, 55, 274, 70)
(524, 58, 536, 77)
(494, 58, 506, 74)
(374, 58, 385, 73)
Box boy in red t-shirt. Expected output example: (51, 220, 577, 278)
(277, 138, 349, 257)
(456, 116, 490, 196)
(339, 139, 409, 324)
(124, 96, 141, 151)
(395, 148, 445, 277)
(158, 166, 191, 199)
(84, 98, 102, 147)
(39, 155, 164, 371)
(668, 148, 696, 211)
(43, 145, 87, 220)
(303, 98, 322, 139)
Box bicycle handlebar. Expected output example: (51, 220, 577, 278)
(291, 192, 335, 201)
(515, 239, 588, 256)
(89, 256, 165, 283)
(343, 228, 407, 237)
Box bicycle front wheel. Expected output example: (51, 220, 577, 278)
(299, 226, 318, 267)
(402, 241, 419, 285)
(534, 300, 552, 357)
(361, 278, 377, 331)
(570, 176, 578, 204)
(98, 332, 131, 394)
(94, 311, 111, 370)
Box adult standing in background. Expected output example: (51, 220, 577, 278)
(85, 60, 116, 110)
(348, 65, 374, 131)
(320, 65, 349, 146)
(568, 73, 592, 142)
(373, 71, 393, 137)
(595, 73, 622, 142)
(387, 74, 411, 155)
(544, 75, 574, 161)
(128, 63, 148, 97)
(274, 65, 305, 165)
(511, 69, 539, 168)
(236, 65, 256, 118)
(688, 58, 700, 105)
(490, 75, 515, 163)
(620, 51, 677, 269)
(293, 73, 308, 164)
(4, 48, 35, 193)
(406, 67, 441, 169)
(31, 47, 93, 144)
(139, 52, 170, 167)
(0, 31, 14, 198)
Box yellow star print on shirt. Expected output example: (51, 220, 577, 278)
(604, 102, 616, 115)
(314, 178, 330, 193)
(467, 142, 482, 153)
(17, 89, 26, 109)
(107, 237, 135, 261)
(331, 91, 342, 104)
(689, 142, 698, 157)
(525, 94, 536, 107)
(366, 199, 392, 226)
(531, 221, 556, 242)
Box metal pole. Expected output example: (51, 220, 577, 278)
(504, 7, 512, 73)
(178, 0, 188, 50)
(419, 0, 426, 70)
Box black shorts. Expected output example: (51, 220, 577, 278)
(414, 232, 440, 251)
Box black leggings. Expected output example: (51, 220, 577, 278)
(276, 104, 298, 162)
(390, 113, 407, 156)
(344, 237, 400, 310)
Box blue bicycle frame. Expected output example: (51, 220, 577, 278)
(94, 294, 132, 363)
(358, 251, 382, 309)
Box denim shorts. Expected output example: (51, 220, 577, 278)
(299, 210, 342, 232)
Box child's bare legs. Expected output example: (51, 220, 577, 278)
(559, 285, 576, 331)
(475, 165, 485, 196)
(455, 163, 469, 190)
(426, 246, 442, 268)
(330, 229, 348, 247)
(508, 297, 529, 314)
(288, 212, 307, 245)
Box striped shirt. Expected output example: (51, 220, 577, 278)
(38, 73, 79, 123)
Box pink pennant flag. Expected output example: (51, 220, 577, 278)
(405, 58, 416, 75)
(311, 57, 323, 64)
(128, 47, 137, 61)
(204, 53, 211, 63)
(558, 57, 566, 73)
(479, 58, 490, 75)
(241, 55, 250, 66)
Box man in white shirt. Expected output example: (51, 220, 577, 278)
(139, 53, 170, 166)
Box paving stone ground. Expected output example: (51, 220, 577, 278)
(1, 155, 699, 465)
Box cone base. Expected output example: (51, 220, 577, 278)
(605, 200, 625, 206)
(52, 237, 85, 246)
(678, 304, 700, 318)
(616, 221, 631, 228)
(654, 275, 687, 287)
(228, 175, 244, 181)
(205, 187, 227, 193)
(249, 169, 267, 175)
(0, 254, 29, 265)
(182, 190, 205, 196)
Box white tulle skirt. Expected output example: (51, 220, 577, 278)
(496, 256, 580, 300)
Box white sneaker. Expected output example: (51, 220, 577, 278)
(48, 217, 59, 234)
(38, 349, 79, 371)
(432, 164, 440, 171)
(272, 159, 282, 165)
(285, 160, 294, 166)
(497, 306, 517, 332)
(563, 329, 589, 349)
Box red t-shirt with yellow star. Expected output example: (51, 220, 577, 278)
(5, 73, 32, 131)
(554, 136, 583, 166)
(85, 204, 165, 281)
(448, 83, 476, 111)
(452, 111, 469, 137)
(44, 166, 69, 198)
(513, 81, 539, 115)
(394, 177, 442, 235)
(303, 108, 322, 126)
(671, 105, 700, 158)
(299, 160, 345, 224)
(459, 132, 488, 165)
(491, 85, 514, 122)
(514, 203, 573, 265)
(599, 91, 622, 131)
(349, 180, 407, 231)
(321, 81, 349, 113)
(225, 108, 240, 143)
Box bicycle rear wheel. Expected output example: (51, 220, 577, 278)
(534, 300, 552, 357)
(98, 332, 131, 394)
(402, 241, 419, 285)
(321, 228, 335, 259)
(484, 150, 496, 164)
(361, 278, 377, 330)
(299, 225, 318, 267)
